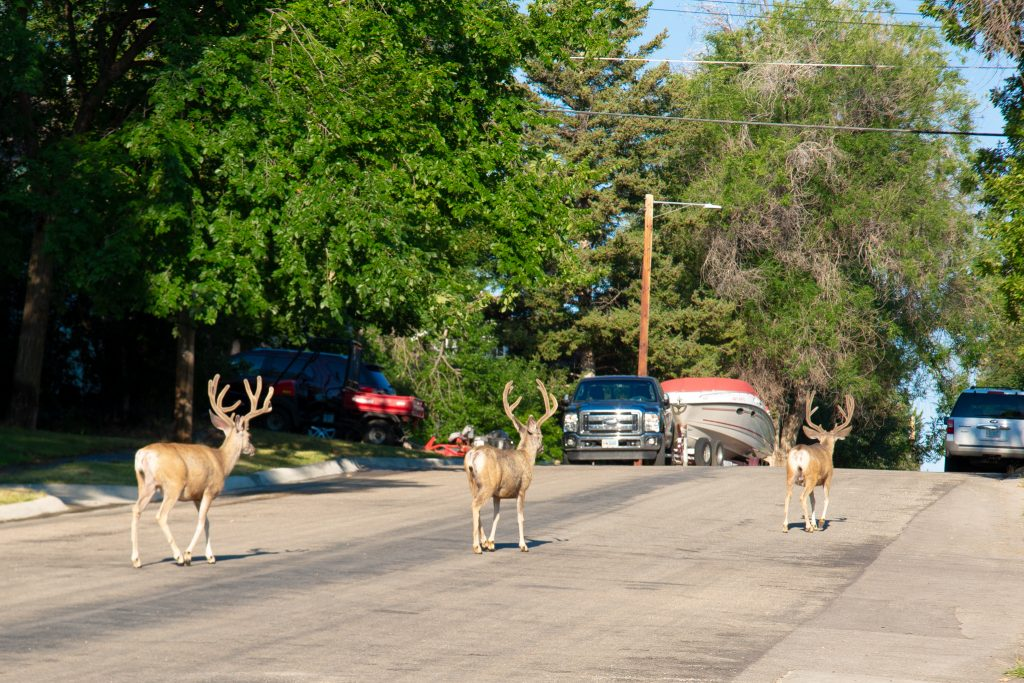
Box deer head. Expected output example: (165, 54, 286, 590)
(801, 391, 855, 450)
(208, 373, 274, 456)
(502, 379, 559, 455)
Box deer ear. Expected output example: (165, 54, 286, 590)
(210, 410, 233, 434)
(802, 425, 823, 442)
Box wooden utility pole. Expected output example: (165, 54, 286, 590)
(636, 196, 721, 377)
(638, 194, 654, 377)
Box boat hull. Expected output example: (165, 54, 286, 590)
(662, 378, 776, 463)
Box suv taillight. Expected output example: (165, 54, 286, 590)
(946, 418, 954, 435)
(275, 379, 296, 397)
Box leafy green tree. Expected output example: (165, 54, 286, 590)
(922, 0, 1024, 409)
(1, 0, 260, 429)
(368, 320, 570, 459)
(109, 0, 596, 437)
(649, 0, 981, 465)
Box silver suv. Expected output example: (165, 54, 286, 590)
(944, 387, 1024, 472)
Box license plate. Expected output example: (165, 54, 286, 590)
(979, 429, 1004, 440)
(601, 438, 618, 448)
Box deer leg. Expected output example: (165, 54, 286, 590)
(185, 495, 215, 565)
(819, 480, 831, 530)
(782, 475, 794, 533)
(154, 486, 186, 564)
(471, 493, 487, 554)
(517, 493, 528, 552)
(799, 485, 815, 533)
(130, 477, 157, 568)
(808, 490, 818, 530)
(486, 497, 500, 551)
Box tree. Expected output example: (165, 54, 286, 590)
(108, 0, 595, 438)
(646, 0, 980, 465)
(1, 1, 261, 429)
(922, 0, 1024, 408)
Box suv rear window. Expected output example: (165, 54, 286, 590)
(951, 392, 1024, 419)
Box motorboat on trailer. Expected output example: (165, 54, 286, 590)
(661, 377, 776, 466)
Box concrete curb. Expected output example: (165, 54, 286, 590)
(0, 455, 464, 523)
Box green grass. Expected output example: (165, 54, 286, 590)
(1007, 660, 1024, 679)
(0, 425, 435, 489)
(0, 426, 141, 469)
(0, 487, 46, 505)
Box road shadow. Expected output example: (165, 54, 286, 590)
(143, 547, 281, 567)
(485, 539, 554, 551)
(235, 474, 430, 499)
(783, 517, 846, 533)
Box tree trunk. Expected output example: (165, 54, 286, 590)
(768, 386, 813, 466)
(579, 346, 596, 378)
(173, 313, 196, 442)
(9, 219, 54, 429)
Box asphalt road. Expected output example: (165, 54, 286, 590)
(2, 466, 1023, 682)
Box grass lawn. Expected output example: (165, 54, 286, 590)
(0, 487, 46, 505)
(0, 425, 438, 490)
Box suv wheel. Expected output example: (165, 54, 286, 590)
(944, 455, 973, 472)
(362, 420, 393, 446)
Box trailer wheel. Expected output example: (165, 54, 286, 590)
(711, 441, 726, 467)
(693, 438, 712, 466)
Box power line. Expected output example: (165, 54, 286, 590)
(651, 6, 944, 30)
(573, 55, 1017, 71)
(537, 107, 1007, 137)
(675, 0, 932, 20)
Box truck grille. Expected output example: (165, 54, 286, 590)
(582, 411, 639, 434)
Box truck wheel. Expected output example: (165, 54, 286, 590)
(265, 411, 294, 433)
(653, 446, 666, 466)
(362, 420, 392, 446)
(711, 441, 726, 467)
(693, 438, 712, 466)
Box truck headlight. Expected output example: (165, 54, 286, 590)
(643, 412, 660, 432)
(563, 412, 578, 432)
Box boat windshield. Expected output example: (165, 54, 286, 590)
(575, 380, 656, 402)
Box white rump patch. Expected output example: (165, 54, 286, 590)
(788, 448, 811, 473)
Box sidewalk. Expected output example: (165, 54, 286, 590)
(0, 455, 464, 523)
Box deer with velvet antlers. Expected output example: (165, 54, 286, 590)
(130, 374, 273, 568)
(783, 392, 855, 533)
(465, 379, 558, 554)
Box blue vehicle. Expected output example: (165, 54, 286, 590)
(561, 375, 673, 466)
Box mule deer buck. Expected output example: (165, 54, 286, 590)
(130, 374, 273, 568)
(783, 392, 855, 533)
(465, 379, 558, 554)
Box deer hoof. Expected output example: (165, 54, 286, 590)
(207, 555, 216, 564)
(131, 557, 141, 568)
(183, 552, 192, 566)
(473, 546, 483, 555)
(782, 526, 789, 534)
(520, 545, 529, 553)
(485, 541, 495, 551)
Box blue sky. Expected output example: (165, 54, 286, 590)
(638, 1, 1010, 138)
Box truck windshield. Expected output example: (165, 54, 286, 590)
(575, 381, 656, 402)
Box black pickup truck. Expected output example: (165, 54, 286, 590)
(560, 375, 673, 465)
